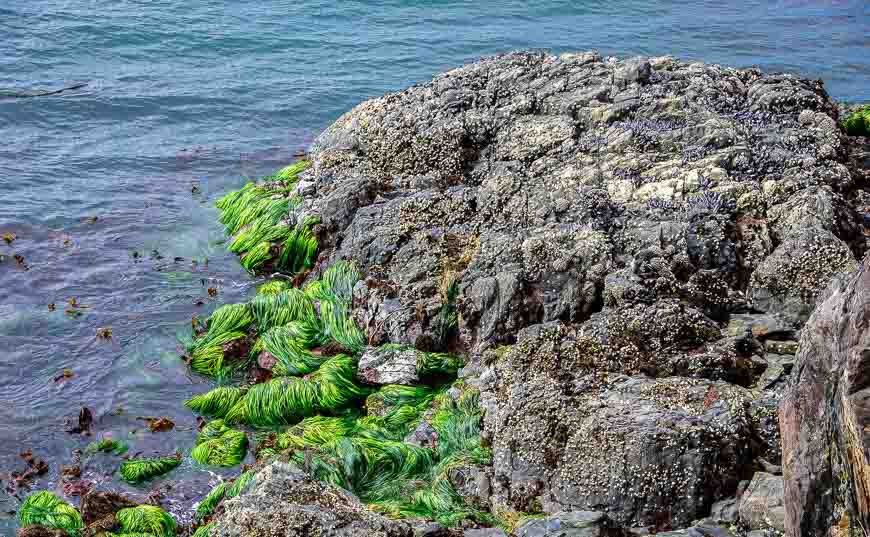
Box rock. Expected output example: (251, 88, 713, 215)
(780, 254, 870, 536)
(411, 522, 450, 537)
(17, 527, 66, 537)
(515, 510, 618, 536)
(79, 489, 136, 525)
(748, 227, 855, 325)
(480, 324, 757, 527)
(214, 461, 412, 536)
(287, 50, 870, 535)
(652, 520, 736, 536)
(463, 530, 507, 537)
(709, 498, 739, 524)
(737, 472, 785, 531)
(358, 345, 420, 385)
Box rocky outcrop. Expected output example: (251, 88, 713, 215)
(213, 462, 412, 536)
(514, 511, 622, 537)
(780, 254, 870, 537)
(737, 472, 786, 532)
(286, 50, 869, 533)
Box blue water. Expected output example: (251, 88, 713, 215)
(0, 0, 868, 530)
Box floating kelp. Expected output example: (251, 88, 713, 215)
(119, 455, 181, 484)
(19, 491, 84, 535)
(191, 420, 248, 467)
(115, 505, 176, 537)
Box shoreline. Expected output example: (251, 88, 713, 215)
(13, 51, 870, 537)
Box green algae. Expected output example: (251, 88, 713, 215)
(116, 505, 176, 537)
(18, 491, 84, 536)
(843, 105, 870, 136)
(191, 420, 248, 467)
(119, 455, 181, 484)
(84, 437, 129, 456)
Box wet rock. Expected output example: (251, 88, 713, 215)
(780, 254, 870, 536)
(79, 489, 137, 525)
(17, 526, 66, 537)
(737, 472, 785, 531)
(651, 520, 736, 537)
(514, 510, 618, 537)
(214, 461, 412, 536)
(411, 522, 450, 537)
(463, 530, 507, 537)
(358, 345, 420, 385)
(725, 314, 795, 340)
(708, 498, 739, 524)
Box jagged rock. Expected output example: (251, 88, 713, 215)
(780, 254, 870, 536)
(214, 462, 412, 536)
(709, 498, 739, 524)
(478, 323, 756, 528)
(515, 510, 619, 536)
(287, 51, 870, 534)
(737, 472, 785, 531)
(358, 345, 420, 385)
(651, 520, 736, 537)
(298, 51, 862, 356)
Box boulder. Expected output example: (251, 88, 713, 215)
(214, 462, 412, 537)
(358, 345, 420, 385)
(17, 527, 66, 537)
(780, 254, 870, 536)
(479, 324, 756, 528)
(737, 472, 785, 531)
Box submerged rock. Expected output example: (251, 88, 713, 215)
(213, 461, 412, 537)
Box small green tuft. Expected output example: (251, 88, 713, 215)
(119, 456, 181, 484)
(85, 437, 129, 456)
(191, 522, 216, 537)
(116, 505, 176, 537)
(843, 105, 870, 136)
(191, 420, 248, 467)
(195, 482, 227, 520)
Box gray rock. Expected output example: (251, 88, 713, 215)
(214, 462, 412, 537)
(737, 472, 785, 531)
(515, 511, 615, 537)
(358, 345, 420, 385)
(464, 530, 508, 537)
(653, 520, 736, 536)
(709, 498, 739, 524)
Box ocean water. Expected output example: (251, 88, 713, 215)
(0, 0, 868, 531)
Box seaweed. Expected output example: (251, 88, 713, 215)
(195, 482, 226, 520)
(84, 437, 128, 456)
(119, 455, 181, 484)
(18, 491, 84, 536)
(191, 420, 248, 467)
(249, 289, 316, 332)
(843, 105, 870, 137)
(116, 505, 176, 537)
(191, 522, 216, 537)
(185, 386, 244, 418)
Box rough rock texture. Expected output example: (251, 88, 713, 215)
(214, 462, 412, 537)
(515, 511, 622, 536)
(285, 51, 870, 533)
(16, 527, 66, 537)
(358, 345, 420, 385)
(737, 472, 785, 531)
(780, 254, 870, 537)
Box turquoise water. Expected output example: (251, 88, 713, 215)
(0, 0, 868, 530)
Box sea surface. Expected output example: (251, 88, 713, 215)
(1, 0, 868, 531)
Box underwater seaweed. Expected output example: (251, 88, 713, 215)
(185, 386, 245, 418)
(191, 420, 248, 467)
(84, 437, 128, 456)
(116, 505, 176, 537)
(18, 491, 84, 536)
(119, 455, 181, 484)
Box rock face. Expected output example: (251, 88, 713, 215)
(285, 51, 868, 532)
(780, 255, 870, 536)
(737, 472, 786, 531)
(214, 462, 412, 537)
(515, 511, 620, 537)
(358, 345, 420, 385)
